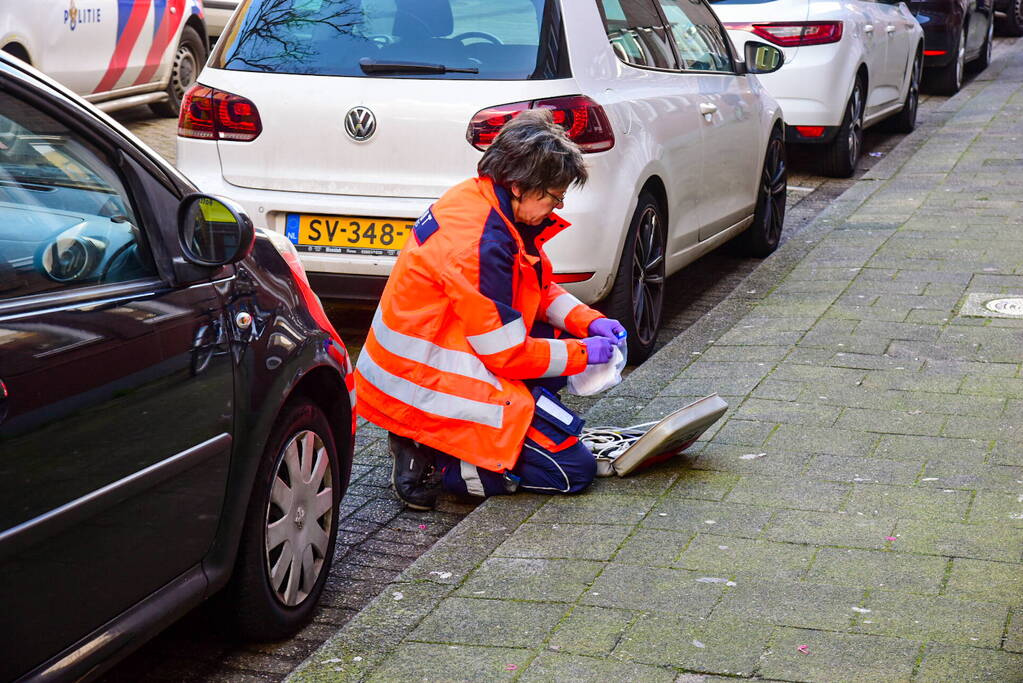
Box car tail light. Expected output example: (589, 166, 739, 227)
(723, 21, 843, 47)
(795, 126, 826, 138)
(178, 84, 262, 142)
(467, 95, 614, 153)
(551, 272, 595, 284)
(924, 50, 946, 56)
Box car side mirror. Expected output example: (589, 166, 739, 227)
(178, 194, 255, 267)
(744, 41, 784, 75)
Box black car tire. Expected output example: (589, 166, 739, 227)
(930, 25, 967, 95)
(228, 398, 341, 640)
(998, 0, 1023, 36)
(150, 26, 205, 118)
(972, 17, 994, 71)
(880, 51, 922, 134)
(824, 78, 864, 178)
(742, 127, 786, 258)
(605, 190, 666, 364)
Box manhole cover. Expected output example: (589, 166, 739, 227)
(960, 293, 1023, 319)
(985, 298, 1023, 316)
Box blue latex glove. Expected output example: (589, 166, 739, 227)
(582, 336, 615, 365)
(588, 317, 627, 346)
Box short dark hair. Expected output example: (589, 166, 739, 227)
(477, 109, 588, 195)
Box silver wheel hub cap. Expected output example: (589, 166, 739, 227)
(265, 429, 333, 607)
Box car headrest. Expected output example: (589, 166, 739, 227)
(393, 0, 453, 39)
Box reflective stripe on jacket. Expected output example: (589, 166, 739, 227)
(355, 176, 603, 472)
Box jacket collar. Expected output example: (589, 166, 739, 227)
(482, 177, 573, 249)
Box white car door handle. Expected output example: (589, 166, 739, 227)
(864, 24, 874, 33)
(699, 103, 718, 116)
(886, 24, 896, 33)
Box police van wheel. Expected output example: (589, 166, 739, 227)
(150, 26, 205, 118)
(228, 399, 341, 640)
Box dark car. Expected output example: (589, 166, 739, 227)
(909, 0, 994, 93)
(0, 53, 356, 681)
(994, 0, 1022, 34)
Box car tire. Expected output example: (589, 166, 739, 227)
(972, 17, 994, 71)
(228, 398, 341, 640)
(824, 77, 864, 178)
(605, 191, 666, 364)
(150, 26, 205, 118)
(880, 51, 922, 134)
(930, 24, 967, 95)
(741, 127, 786, 258)
(997, 0, 1023, 36)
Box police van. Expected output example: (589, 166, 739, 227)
(0, 0, 207, 117)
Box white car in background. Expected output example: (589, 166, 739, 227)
(713, 0, 924, 177)
(205, 0, 240, 38)
(0, 0, 208, 117)
(177, 0, 787, 362)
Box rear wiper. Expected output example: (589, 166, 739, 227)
(358, 58, 478, 75)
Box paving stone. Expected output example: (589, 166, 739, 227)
(613, 528, 693, 566)
(644, 500, 774, 538)
(919, 462, 1023, 493)
(968, 492, 1023, 528)
(750, 378, 807, 401)
(766, 424, 877, 458)
(759, 628, 921, 683)
(873, 434, 989, 464)
(915, 643, 1023, 682)
(835, 408, 947, 437)
(843, 484, 971, 522)
(856, 592, 1008, 647)
(492, 523, 633, 561)
(520, 651, 675, 682)
(892, 517, 1023, 562)
(1007, 610, 1023, 653)
(764, 509, 895, 550)
(528, 493, 657, 525)
(408, 598, 567, 648)
(805, 455, 923, 485)
(454, 558, 603, 602)
(675, 533, 813, 581)
(704, 418, 777, 447)
(614, 615, 773, 677)
(366, 642, 530, 682)
(580, 564, 724, 615)
(945, 558, 1023, 606)
(546, 606, 636, 656)
(805, 547, 947, 594)
(725, 475, 851, 512)
(731, 399, 841, 427)
(692, 444, 811, 478)
(713, 579, 864, 630)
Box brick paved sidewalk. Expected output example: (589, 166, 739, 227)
(290, 45, 1023, 683)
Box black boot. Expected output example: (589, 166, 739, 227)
(389, 433, 441, 510)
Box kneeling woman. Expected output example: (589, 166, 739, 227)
(355, 110, 625, 510)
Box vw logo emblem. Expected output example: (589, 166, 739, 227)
(345, 106, 376, 141)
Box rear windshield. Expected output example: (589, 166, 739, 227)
(211, 0, 569, 80)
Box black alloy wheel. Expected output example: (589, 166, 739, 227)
(229, 399, 342, 640)
(606, 191, 666, 363)
(999, 0, 1023, 36)
(742, 128, 787, 257)
(932, 24, 967, 94)
(150, 26, 205, 118)
(882, 51, 922, 134)
(824, 78, 864, 178)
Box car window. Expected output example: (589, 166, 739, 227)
(0, 90, 157, 300)
(597, 0, 680, 70)
(658, 0, 735, 72)
(211, 0, 568, 80)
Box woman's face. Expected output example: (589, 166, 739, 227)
(511, 184, 567, 226)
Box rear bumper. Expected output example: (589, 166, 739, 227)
(308, 272, 387, 301)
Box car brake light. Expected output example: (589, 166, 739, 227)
(795, 126, 826, 138)
(178, 84, 262, 142)
(723, 21, 843, 47)
(924, 50, 946, 56)
(467, 95, 614, 153)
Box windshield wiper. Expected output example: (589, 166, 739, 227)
(358, 58, 478, 75)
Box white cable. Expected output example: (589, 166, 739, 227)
(580, 421, 659, 461)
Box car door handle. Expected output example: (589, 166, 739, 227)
(699, 103, 718, 116)
(864, 24, 874, 33)
(886, 24, 897, 33)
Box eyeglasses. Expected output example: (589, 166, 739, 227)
(543, 189, 566, 206)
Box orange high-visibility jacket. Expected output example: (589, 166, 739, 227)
(355, 176, 604, 472)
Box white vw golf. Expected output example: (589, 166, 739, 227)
(178, 0, 787, 361)
(713, 0, 925, 177)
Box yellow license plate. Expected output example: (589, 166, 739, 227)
(286, 214, 413, 255)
